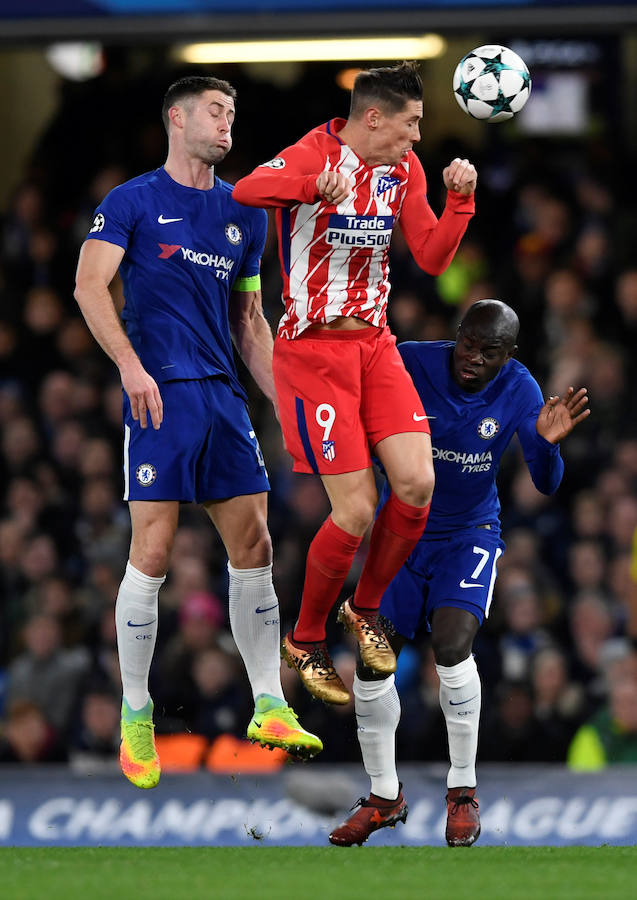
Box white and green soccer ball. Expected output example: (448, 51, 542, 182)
(453, 44, 531, 122)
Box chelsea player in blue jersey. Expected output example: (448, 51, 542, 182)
(329, 299, 589, 847)
(74, 76, 321, 789)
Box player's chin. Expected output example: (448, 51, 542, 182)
(207, 146, 231, 165)
(385, 149, 407, 166)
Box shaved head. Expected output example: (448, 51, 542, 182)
(458, 299, 519, 348)
(452, 299, 519, 392)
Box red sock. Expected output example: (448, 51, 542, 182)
(293, 516, 363, 642)
(353, 493, 430, 611)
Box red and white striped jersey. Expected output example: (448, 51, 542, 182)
(233, 118, 475, 339)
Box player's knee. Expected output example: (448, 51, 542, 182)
(431, 636, 472, 668)
(230, 528, 272, 569)
(332, 498, 376, 536)
(393, 469, 434, 508)
(130, 544, 170, 578)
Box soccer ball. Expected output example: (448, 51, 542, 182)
(453, 45, 531, 122)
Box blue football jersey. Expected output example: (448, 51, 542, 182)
(86, 166, 267, 400)
(387, 340, 564, 534)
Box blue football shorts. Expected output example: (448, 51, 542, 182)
(380, 526, 506, 638)
(122, 377, 270, 502)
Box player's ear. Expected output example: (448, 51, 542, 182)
(507, 343, 518, 360)
(169, 104, 184, 130)
(364, 107, 381, 129)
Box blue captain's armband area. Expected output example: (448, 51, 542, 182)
(233, 274, 261, 292)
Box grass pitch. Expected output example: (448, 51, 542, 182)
(2, 846, 636, 900)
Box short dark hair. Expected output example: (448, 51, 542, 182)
(161, 75, 237, 132)
(349, 61, 423, 118)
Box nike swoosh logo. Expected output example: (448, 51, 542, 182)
(127, 619, 156, 627)
(255, 605, 278, 614)
(158, 215, 183, 224)
(459, 580, 485, 588)
(450, 694, 478, 706)
(413, 413, 432, 421)
(253, 721, 263, 728)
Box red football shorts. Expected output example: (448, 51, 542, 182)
(273, 325, 430, 475)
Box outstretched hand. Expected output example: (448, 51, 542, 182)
(536, 387, 590, 444)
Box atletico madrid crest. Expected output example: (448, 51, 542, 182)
(322, 440, 336, 462)
(376, 175, 400, 202)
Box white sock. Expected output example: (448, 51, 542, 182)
(115, 561, 164, 710)
(354, 673, 401, 800)
(436, 655, 481, 789)
(227, 562, 283, 702)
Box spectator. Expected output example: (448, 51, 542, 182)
(5, 614, 89, 735)
(530, 645, 587, 759)
(0, 700, 67, 763)
(568, 593, 618, 700)
(155, 591, 226, 728)
(479, 680, 549, 762)
(69, 686, 120, 774)
(567, 539, 607, 595)
(496, 567, 552, 681)
(568, 650, 637, 770)
(189, 647, 251, 741)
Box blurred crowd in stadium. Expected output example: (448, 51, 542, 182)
(1, 63, 637, 773)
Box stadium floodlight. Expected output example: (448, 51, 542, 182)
(177, 35, 446, 65)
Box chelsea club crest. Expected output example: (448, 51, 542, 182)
(477, 418, 499, 440)
(225, 223, 242, 245)
(136, 463, 157, 486)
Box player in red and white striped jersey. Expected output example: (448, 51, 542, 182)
(233, 62, 477, 706)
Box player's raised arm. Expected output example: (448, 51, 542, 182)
(74, 239, 163, 430)
(536, 386, 590, 444)
(517, 384, 589, 496)
(398, 153, 476, 276)
(233, 143, 332, 208)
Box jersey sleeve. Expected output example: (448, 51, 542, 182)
(233, 140, 325, 208)
(515, 373, 564, 495)
(85, 184, 137, 251)
(233, 207, 268, 288)
(398, 153, 475, 276)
